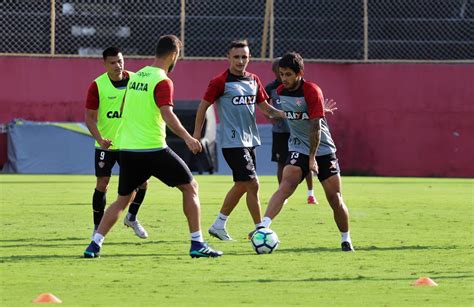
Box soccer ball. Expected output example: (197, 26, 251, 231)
(250, 228, 280, 254)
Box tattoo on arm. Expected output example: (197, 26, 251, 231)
(309, 119, 321, 157)
(267, 106, 280, 118)
(261, 102, 284, 118)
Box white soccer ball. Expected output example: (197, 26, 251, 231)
(250, 228, 280, 254)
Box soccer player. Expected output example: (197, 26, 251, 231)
(85, 47, 148, 239)
(193, 40, 285, 241)
(259, 52, 355, 252)
(266, 58, 319, 205)
(84, 35, 222, 258)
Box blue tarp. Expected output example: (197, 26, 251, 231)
(3, 119, 276, 175)
(2, 120, 113, 174)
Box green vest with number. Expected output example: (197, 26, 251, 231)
(117, 66, 169, 150)
(94, 72, 132, 150)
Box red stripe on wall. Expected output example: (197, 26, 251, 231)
(1, 57, 473, 177)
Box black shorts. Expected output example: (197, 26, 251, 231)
(272, 132, 290, 163)
(285, 151, 310, 181)
(118, 147, 193, 196)
(285, 152, 340, 182)
(95, 148, 119, 177)
(316, 153, 340, 182)
(222, 147, 257, 182)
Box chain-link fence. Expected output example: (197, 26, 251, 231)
(1, 0, 473, 62)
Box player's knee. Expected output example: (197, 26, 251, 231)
(234, 181, 249, 194)
(280, 179, 298, 195)
(246, 179, 259, 193)
(178, 179, 199, 195)
(328, 192, 344, 209)
(96, 177, 110, 191)
(190, 179, 199, 193)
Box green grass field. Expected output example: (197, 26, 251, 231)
(0, 175, 473, 306)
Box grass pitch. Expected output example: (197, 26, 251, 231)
(0, 175, 473, 306)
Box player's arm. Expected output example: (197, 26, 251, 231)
(257, 101, 286, 119)
(84, 82, 112, 149)
(193, 99, 212, 140)
(308, 119, 321, 173)
(155, 79, 202, 154)
(306, 83, 326, 173)
(194, 74, 224, 140)
(256, 77, 285, 119)
(160, 106, 202, 154)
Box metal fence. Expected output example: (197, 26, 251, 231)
(1, 0, 473, 62)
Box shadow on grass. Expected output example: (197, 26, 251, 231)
(0, 181, 93, 184)
(0, 252, 188, 262)
(216, 274, 474, 284)
(0, 237, 85, 243)
(271, 244, 460, 254)
(0, 239, 181, 249)
(12, 202, 90, 206)
(355, 245, 459, 251)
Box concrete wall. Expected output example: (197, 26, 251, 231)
(1, 56, 473, 177)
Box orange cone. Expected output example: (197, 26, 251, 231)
(32, 293, 62, 303)
(412, 277, 438, 287)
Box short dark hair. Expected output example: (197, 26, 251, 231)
(279, 52, 304, 74)
(271, 57, 282, 72)
(228, 39, 249, 52)
(155, 35, 182, 57)
(102, 46, 121, 60)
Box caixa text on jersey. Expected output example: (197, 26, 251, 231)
(232, 95, 256, 105)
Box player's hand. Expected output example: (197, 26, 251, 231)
(323, 98, 337, 115)
(100, 138, 112, 149)
(185, 136, 202, 154)
(310, 157, 318, 174)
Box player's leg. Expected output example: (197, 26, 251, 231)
(178, 180, 222, 258)
(84, 151, 151, 258)
(127, 180, 147, 221)
(317, 154, 354, 251)
(241, 147, 263, 228)
(112, 150, 149, 238)
(84, 193, 135, 258)
(96, 193, 136, 238)
(154, 148, 222, 258)
(176, 179, 201, 234)
(260, 151, 309, 229)
(220, 182, 247, 217)
(243, 178, 262, 226)
(209, 147, 256, 240)
(273, 132, 289, 204)
(263, 165, 301, 222)
(305, 172, 318, 205)
(91, 149, 115, 236)
(92, 176, 109, 229)
(124, 180, 149, 239)
(208, 182, 245, 240)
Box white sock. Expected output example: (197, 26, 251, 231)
(213, 212, 228, 229)
(93, 233, 105, 247)
(307, 190, 314, 197)
(261, 217, 272, 228)
(190, 230, 204, 242)
(255, 222, 264, 228)
(341, 231, 351, 243)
